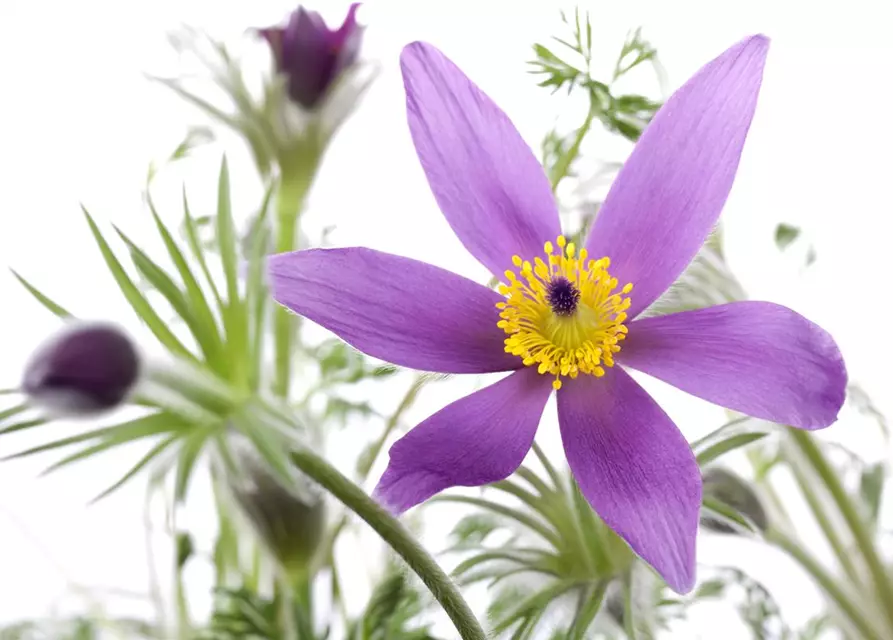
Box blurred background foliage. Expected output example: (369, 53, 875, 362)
(0, 5, 888, 640)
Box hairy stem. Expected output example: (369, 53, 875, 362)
(289, 448, 485, 640)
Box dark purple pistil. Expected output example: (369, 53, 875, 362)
(546, 277, 580, 316)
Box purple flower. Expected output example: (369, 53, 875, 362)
(268, 37, 847, 592)
(260, 3, 363, 110)
(22, 322, 141, 416)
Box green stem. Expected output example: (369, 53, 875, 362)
(788, 429, 893, 628)
(288, 448, 485, 640)
(275, 578, 298, 640)
(273, 168, 315, 399)
(768, 528, 885, 640)
(786, 447, 864, 587)
(356, 374, 428, 479)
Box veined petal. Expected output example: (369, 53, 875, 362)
(620, 302, 846, 429)
(557, 368, 701, 593)
(375, 367, 552, 513)
(268, 247, 517, 373)
(402, 42, 561, 278)
(585, 35, 769, 318)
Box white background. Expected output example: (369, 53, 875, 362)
(0, 0, 891, 637)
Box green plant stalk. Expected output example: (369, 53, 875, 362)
(275, 578, 299, 640)
(786, 449, 864, 587)
(288, 447, 485, 640)
(788, 429, 893, 629)
(272, 162, 317, 399)
(767, 528, 885, 640)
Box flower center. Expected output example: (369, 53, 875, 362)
(496, 235, 633, 390)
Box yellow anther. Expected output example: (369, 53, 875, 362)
(495, 234, 633, 391)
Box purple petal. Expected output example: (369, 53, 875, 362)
(620, 302, 847, 429)
(375, 367, 552, 513)
(585, 36, 769, 318)
(268, 247, 518, 373)
(402, 42, 560, 278)
(558, 368, 701, 593)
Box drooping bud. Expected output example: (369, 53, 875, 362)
(259, 3, 364, 110)
(221, 435, 326, 577)
(701, 467, 768, 534)
(22, 322, 140, 417)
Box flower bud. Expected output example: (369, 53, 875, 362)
(222, 436, 326, 577)
(22, 322, 140, 417)
(701, 467, 768, 534)
(259, 3, 363, 110)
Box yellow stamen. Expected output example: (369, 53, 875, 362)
(496, 235, 633, 389)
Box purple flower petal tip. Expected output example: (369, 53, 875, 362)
(400, 41, 561, 278)
(621, 302, 847, 430)
(373, 368, 552, 513)
(585, 34, 769, 317)
(558, 369, 701, 593)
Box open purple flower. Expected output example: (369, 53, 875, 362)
(268, 36, 847, 592)
(260, 3, 363, 110)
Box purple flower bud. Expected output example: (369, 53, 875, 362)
(259, 3, 364, 110)
(22, 322, 140, 416)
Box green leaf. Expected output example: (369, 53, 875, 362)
(215, 158, 249, 387)
(693, 417, 772, 466)
(701, 497, 762, 537)
(0, 418, 47, 436)
(490, 580, 577, 635)
(430, 495, 561, 548)
(447, 514, 502, 549)
(176, 531, 195, 569)
(775, 223, 801, 250)
(3, 411, 185, 463)
(83, 208, 195, 361)
(0, 404, 28, 424)
(174, 425, 216, 503)
(152, 77, 239, 129)
(10, 269, 73, 318)
(90, 433, 180, 503)
(245, 182, 274, 391)
(148, 199, 227, 375)
(452, 549, 558, 580)
(513, 465, 555, 498)
(182, 188, 224, 310)
(568, 581, 607, 640)
(231, 411, 294, 489)
(859, 462, 885, 530)
(116, 227, 197, 328)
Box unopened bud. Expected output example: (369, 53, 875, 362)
(223, 436, 326, 577)
(259, 3, 363, 110)
(22, 322, 140, 417)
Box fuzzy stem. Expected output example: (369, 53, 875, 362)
(272, 161, 317, 399)
(288, 448, 485, 640)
